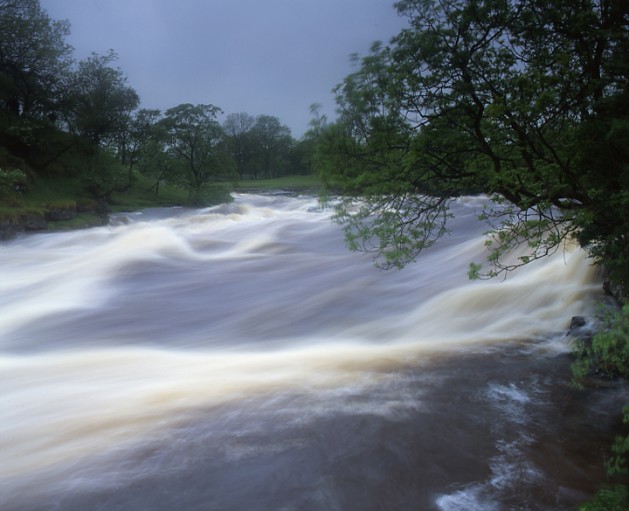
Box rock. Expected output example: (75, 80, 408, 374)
(45, 207, 76, 221)
(20, 213, 47, 231)
(566, 315, 593, 348)
(0, 216, 20, 239)
(603, 280, 626, 305)
(570, 316, 587, 329)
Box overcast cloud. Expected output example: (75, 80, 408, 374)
(40, 0, 408, 138)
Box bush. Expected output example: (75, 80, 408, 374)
(574, 310, 629, 511)
(573, 306, 629, 382)
(580, 484, 629, 511)
(187, 183, 233, 207)
(0, 168, 29, 196)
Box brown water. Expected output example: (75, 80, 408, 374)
(0, 194, 624, 510)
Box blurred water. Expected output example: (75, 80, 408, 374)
(0, 193, 622, 510)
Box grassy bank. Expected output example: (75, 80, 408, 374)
(233, 175, 321, 194)
(1, 174, 322, 237)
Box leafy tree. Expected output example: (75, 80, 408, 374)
(0, 0, 72, 119)
(285, 137, 315, 176)
(249, 114, 293, 179)
(62, 51, 139, 147)
(78, 146, 128, 199)
(316, 0, 629, 293)
(223, 112, 256, 180)
(160, 103, 235, 204)
(121, 108, 161, 168)
(137, 138, 179, 196)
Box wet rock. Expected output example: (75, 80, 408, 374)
(603, 280, 626, 305)
(0, 216, 20, 239)
(20, 213, 47, 231)
(45, 207, 77, 221)
(570, 316, 587, 329)
(566, 315, 594, 349)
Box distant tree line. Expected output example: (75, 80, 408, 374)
(0, 0, 317, 206)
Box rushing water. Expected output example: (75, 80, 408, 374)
(1, 193, 625, 510)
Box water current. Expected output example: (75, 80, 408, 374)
(1, 193, 626, 510)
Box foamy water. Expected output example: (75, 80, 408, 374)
(0, 193, 620, 510)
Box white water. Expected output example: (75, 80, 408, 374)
(0, 194, 616, 510)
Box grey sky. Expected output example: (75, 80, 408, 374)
(40, 0, 408, 138)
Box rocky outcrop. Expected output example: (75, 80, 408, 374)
(45, 207, 76, 222)
(0, 216, 22, 239)
(21, 213, 48, 231)
(603, 280, 627, 305)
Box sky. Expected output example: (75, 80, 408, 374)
(40, 0, 408, 138)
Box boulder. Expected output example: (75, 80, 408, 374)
(570, 316, 587, 329)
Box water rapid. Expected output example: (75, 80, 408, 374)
(0, 193, 623, 510)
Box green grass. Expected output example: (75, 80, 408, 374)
(234, 174, 321, 193)
(46, 212, 106, 231)
(0, 175, 191, 232)
(109, 177, 189, 212)
(1, 173, 323, 235)
(0, 176, 80, 223)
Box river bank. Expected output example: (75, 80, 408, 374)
(0, 175, 322, 239)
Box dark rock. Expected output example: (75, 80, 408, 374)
(45, 207, 77, 221)
(20, 213, 47, 231)
(603, 280, 626, 305)
(0, 217, 19, 239)
(566, 315, 594, 348)
(570, 316, 587, 329)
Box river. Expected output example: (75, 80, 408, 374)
(1, 193, 625, 510)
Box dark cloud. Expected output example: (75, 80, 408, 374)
(41, 0, 407, 137)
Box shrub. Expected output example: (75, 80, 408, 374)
(573, 306, 629, 382)
(574, 310, 629, 511)
(0, 168, 29, 196)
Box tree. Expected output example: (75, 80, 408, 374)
(250, 114, 293, 179)
(62, 51, 139, 147)
(137, 138, 179, 197)
(0, 0, 72, 119)
(223, 112, 256, 179)
(124, 108, 162, 168)
(161, 103, 235, 203)
(316, 0, 629, 293)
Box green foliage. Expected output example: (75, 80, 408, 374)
(0, 167, 28, 196)
(573, 311, 629, 511)
(64, 51, 140, 146)
(234, 175, 321, 192)
(573, 90, 629, 296)
(78, 148, 128, 199)
(572, 306, 629, 383)
(46, 212, 104, 231)
(467, 262, 482, 280)
(580, 416, 629, 511)
(186, 183, 233, 207)
(223, 112, 256, 179)
(607, 407, 629, 477)
(572, 305, 629, 511)
(0, 0, 72, 117)
(108, 175, 188, 211)
(247, 115, 293, 179)
(313, 0, 629, 292)
(580, 484, 629, 511)
(160, 103, 236, 194)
